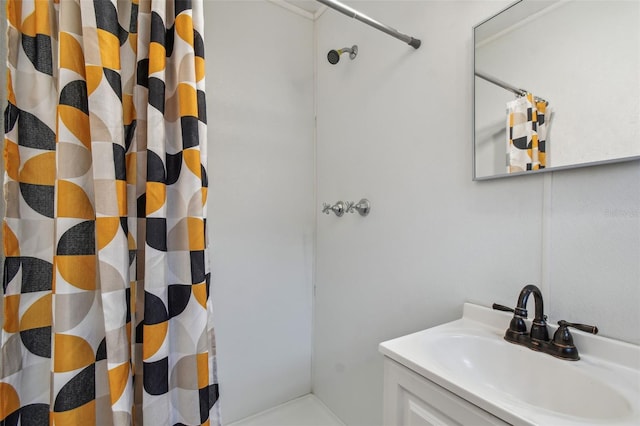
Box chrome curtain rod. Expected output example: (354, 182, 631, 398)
(475, 71, 527, 97)
(315, 0, 421, 49)
(475, 71, 548, 104)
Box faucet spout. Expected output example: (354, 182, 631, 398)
(515, 284, 549, 343)
(516, 284, 545, 321)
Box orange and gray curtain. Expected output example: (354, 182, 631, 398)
(507, 93, 549, 173)
(1, 1, 220, 425)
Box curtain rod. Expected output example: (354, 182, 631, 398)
(315, 0, 421, 49)
(475, 71, 548, 104)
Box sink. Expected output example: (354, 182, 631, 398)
(379, 303, 640, 425)
(428, 333, 632, 420)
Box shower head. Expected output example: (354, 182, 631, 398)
(327, 49, 341, 65)
(327, 45, 358, 64)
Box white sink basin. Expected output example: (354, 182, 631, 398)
(379, 304, 640, 425)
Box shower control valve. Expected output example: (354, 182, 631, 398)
(346, 199, 371, 216)
(322, 201, 345, 217)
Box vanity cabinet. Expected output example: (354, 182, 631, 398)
(383, 357, 508, 426)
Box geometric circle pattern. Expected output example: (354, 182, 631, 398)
(507, 93, 549, 173)
(2, 1, 219, 424)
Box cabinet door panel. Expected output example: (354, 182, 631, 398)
(403, 389, 464, 425)
(383, 358, 509, 426)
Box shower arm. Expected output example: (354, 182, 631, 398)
(315, 0, 421, 49)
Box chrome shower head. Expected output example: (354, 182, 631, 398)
(327, 45, 358, 64)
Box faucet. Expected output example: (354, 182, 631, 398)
(506, 284, 549, 347)
(493, 284, 598, 360)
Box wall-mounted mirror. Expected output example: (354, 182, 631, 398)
(473, 0, 640, 180)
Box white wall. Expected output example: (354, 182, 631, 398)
(546, 161, 640, 333)
(204, 1, 315, 423)
(314, 1, 640, 425)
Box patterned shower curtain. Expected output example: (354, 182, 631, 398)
(507, 93, 548, 173)
(1, 1, 220, 425)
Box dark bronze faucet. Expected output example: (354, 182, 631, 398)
(493, 284, 598, 361)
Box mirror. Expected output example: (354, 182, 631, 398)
(473, 0, 640, 180)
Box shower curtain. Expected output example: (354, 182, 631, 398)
(507, 93, 548, 173)
(1, 1, 220, 425)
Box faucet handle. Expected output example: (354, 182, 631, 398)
(551, 320, 598, 361)
(493, 303, 546, 318)
(492, 303, 515, 313)
(345, 199, 371, 216)
(493, 303, 528, 336)
(322, 201, 346, 217)
(557, 320, 598, 335)
(331, 201, 345, 217)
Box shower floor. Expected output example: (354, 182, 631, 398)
(228, 394, 344, 426)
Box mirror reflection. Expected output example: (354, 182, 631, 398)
(474, 0, 640, 179)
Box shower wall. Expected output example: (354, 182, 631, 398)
(314, 1, 640, 426)
(204, 1, 315, 423)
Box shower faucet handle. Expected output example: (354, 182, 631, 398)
(346, 199, 371, 216)
(331, 201, 345, 217)
(322, 201, 345, 217)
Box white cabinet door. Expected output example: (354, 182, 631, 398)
(383, 358, 509, 426)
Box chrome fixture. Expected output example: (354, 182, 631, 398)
(327, 45, 358, 64)
(322, 201, 345, 217)
(493, 285, 598, 361)
(315, 0, 421, 49)
(475, 71, 548, 105)
(346, 198, 370, 216)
